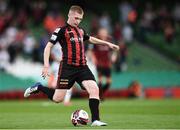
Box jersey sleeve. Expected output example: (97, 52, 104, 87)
(83, 29, 90, 41)
(49, 27, 63, 44)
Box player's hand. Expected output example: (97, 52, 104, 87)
(42, 66, 50, 79)
(109, 44, 120, 51)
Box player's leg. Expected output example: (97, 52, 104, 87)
(24, 82, 55, 100)
(82, 80, 107, 126)
(75, 65, 107, 126)
(53, 89, 67, 103)
(82, 80, 99, 99)
(24, 82, 67, 103)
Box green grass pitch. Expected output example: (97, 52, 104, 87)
(0, 99, 180, 129)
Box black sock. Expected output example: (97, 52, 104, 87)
(89, 98, 100, 122)
(38, 85, 55, 100)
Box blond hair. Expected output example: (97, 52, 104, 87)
(69, 5, 84, 15)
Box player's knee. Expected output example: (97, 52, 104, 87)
(89, 86, 99, 96)
(53, 96, 64, 103)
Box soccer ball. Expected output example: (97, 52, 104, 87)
(71, 109, 89, 126)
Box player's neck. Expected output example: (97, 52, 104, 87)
(67, 21, 77, 28)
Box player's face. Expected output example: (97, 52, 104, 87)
(68, 11, 83, 27)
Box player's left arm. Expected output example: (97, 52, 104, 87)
(89, 36, 119, 51)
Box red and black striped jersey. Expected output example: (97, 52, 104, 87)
(49, 23, 90, 66)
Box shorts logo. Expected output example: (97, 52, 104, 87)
(59, 82, 68, 85)
(60, 79, 68, 85)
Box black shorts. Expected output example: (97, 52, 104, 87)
(56, 62, 96, 89)
(97, 66, 111, 77)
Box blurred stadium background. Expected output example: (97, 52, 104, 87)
(0, 0, 180, 99)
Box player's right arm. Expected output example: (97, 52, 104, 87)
(42, 42, 54, 79)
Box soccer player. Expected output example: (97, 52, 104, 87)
(24, 5, 119, 126)
(93, 28, 112, 100)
